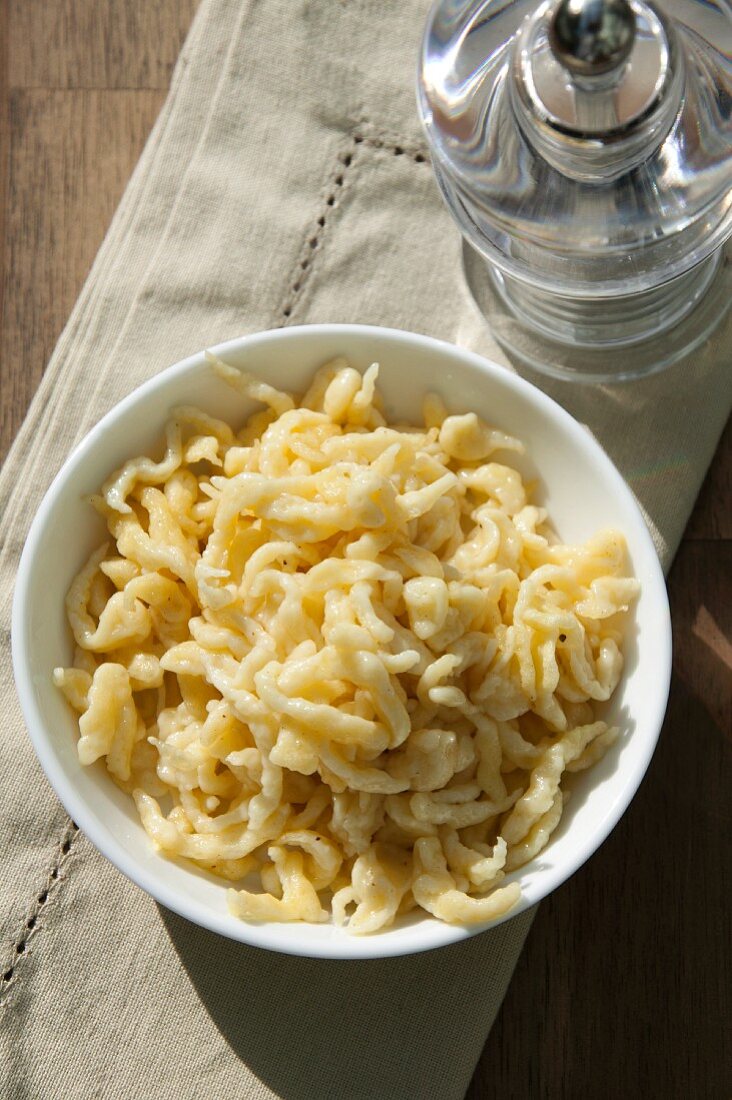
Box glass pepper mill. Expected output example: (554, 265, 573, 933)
(418, 0, 732, 382)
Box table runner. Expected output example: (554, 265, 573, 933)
(1, 1, 730, 1097)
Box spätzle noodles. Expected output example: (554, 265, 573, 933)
(54, 354, 639, 933)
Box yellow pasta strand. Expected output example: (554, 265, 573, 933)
(55, 356, 639, 933)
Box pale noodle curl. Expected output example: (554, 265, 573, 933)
(54, 354, 639, 933)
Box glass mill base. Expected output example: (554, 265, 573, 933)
(463, 245, 732, 384)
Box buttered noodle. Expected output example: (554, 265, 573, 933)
(55, 355, 639, 932)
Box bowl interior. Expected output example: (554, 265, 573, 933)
(13, 325, 670, 958)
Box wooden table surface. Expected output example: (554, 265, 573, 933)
(1, 3, 729, 1097)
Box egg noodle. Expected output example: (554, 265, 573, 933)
(54, 354, 639, 932)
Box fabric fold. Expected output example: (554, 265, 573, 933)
(1, 1, 730, 1097)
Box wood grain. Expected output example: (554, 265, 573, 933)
(685, 417, 732, 541)
(0, 2, 9, 388)
(0, 89, 164, 463)
(8, 0, 198, 89)
(0, 3, 729, 1098)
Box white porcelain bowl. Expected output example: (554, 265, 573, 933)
(12, 325, 671, 958)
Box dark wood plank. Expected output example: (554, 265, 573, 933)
(8, 0, 199, 90)
(668, 540, 731, 738)
(0, 3, 8, 390)
(0, 89, 164, 464)
(471, 541, 732, 1098)
(685, 416, 732, 541)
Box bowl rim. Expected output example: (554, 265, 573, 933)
(11, 323, 672, 959)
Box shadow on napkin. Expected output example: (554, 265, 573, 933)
(462, 242, 732, 563)
(159, 905, 535, 1100)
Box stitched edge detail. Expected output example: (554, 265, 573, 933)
(356, 119, 429, 164)
(0, 821, 79, 1000)
(280, 125, 429, 324)
(1, 122, 429, 1005)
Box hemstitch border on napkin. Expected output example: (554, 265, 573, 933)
(1, 122, 429, 1007)
(279, 122, 430, 325)
(0, 821, 79, 1001)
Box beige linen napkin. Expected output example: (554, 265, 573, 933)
(1, 1, 730, 1097)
